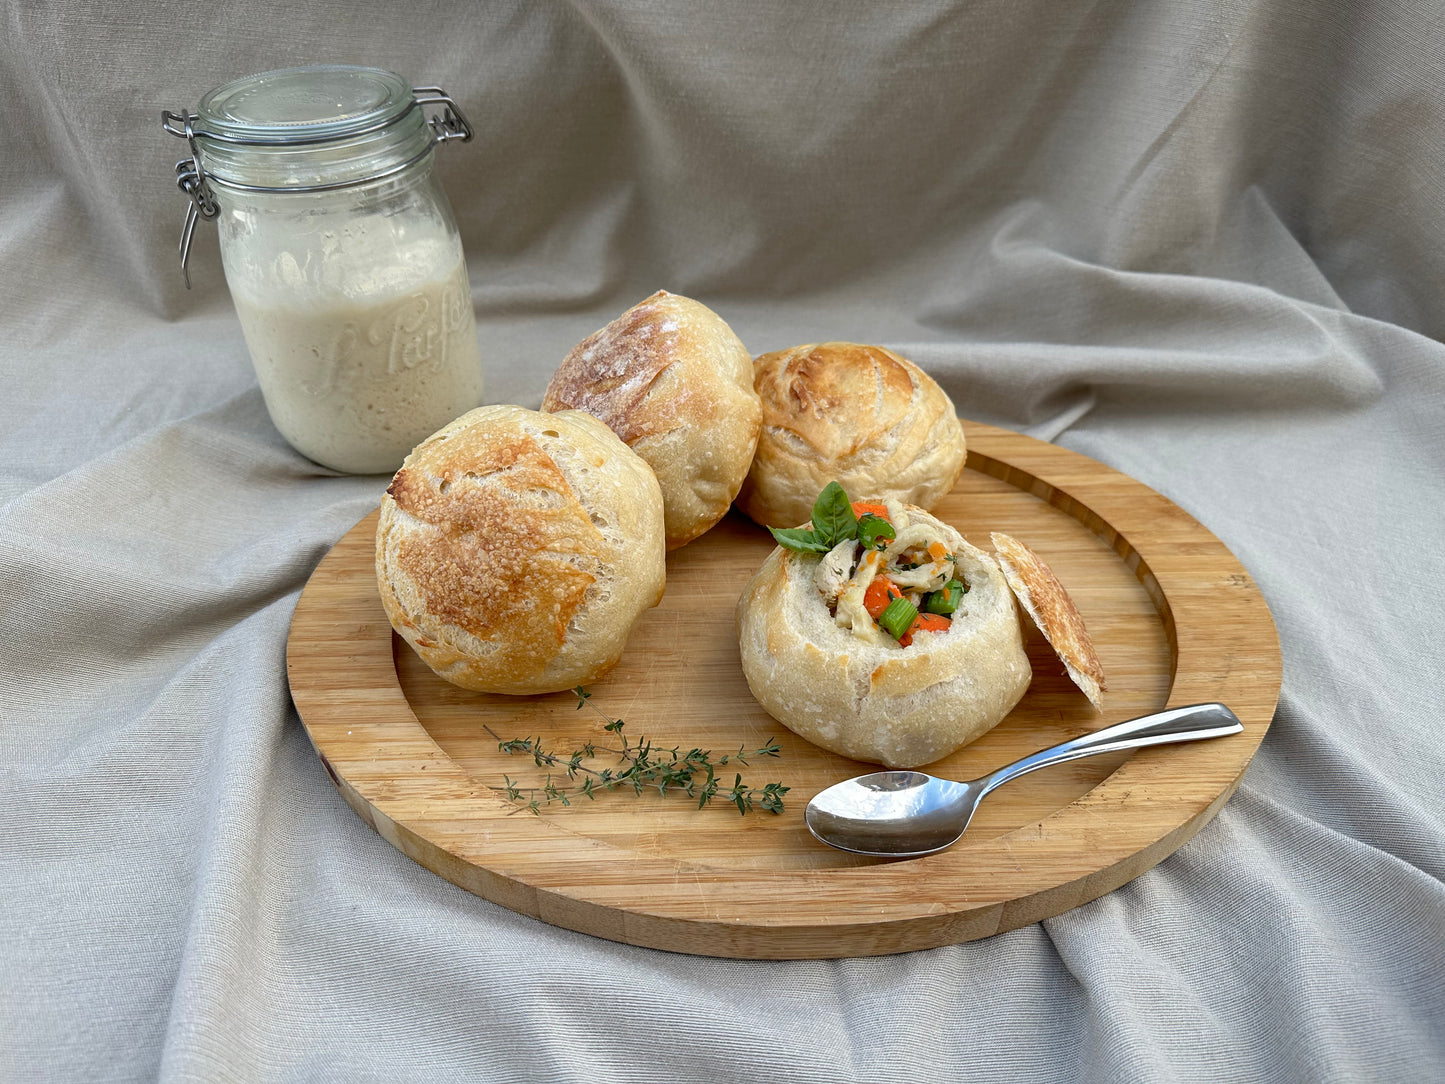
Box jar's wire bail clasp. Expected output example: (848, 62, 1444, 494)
(412, 88, 474, 144)
(161, 109, 220, 290)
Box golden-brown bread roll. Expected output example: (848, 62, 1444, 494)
(375, 404, 666, 695)
(738, 343, 967, 529)
(736, 503, 1031, 768)
(541, 290, 761, 550)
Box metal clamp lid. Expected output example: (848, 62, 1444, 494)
(161, 87, 473, 288)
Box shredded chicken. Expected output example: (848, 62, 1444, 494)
(881, 525, 955, 591)
(813, 538, 858, 607)
(830, 548, 885, 640)
(886, 559, 953, 592)
(836, 582, 887, 642)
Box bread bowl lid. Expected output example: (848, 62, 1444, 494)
(990, 532, 1106, 710)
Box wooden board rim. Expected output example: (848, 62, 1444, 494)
(286, 421, 1281, 957)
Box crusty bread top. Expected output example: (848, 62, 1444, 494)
(990, 532, 1106, 710)
(541, 289, 751, 445)
(739, 342, 966, 529)
(755, 342, 919, 460)
(542, 289, 761, 549)
(383, 416, 606, 674)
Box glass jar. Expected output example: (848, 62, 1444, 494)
(163, 66, 484, 474)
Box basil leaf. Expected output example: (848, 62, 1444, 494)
(810, 481, 857, 546)
(857, 514, 896, 551)
(768, 526, 832, 553)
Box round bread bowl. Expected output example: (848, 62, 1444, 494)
(737, 505, 1032, 768)
(375, 404, 665, 695)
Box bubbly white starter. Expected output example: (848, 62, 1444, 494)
(226, 225, 484, 474)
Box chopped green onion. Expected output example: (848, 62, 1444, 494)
(923, 579, 965, 615)
(877, 597, 919, 640)
(857, 514, 896, 551)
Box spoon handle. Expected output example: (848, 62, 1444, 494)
(979, 702, 1244, 798)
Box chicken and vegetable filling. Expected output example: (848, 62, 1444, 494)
(769, 483, 969, 648)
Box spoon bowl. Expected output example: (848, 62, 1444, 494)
(805, 703, 1244, 858)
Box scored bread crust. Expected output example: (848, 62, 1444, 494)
(990, 532, 1106, 710)
(737, 342, 967, 529)
(375, 405, 665, 695)
(736, 506, 1032, 769)
(541, 290, 761, 550)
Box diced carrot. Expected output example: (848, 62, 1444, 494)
(863, 576, 903, 619)
(899, 612, 951, 648)
(851, 502, 890, 520)
(927, 541, 948, 562)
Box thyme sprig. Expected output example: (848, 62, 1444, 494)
(485, 686, 789, 816)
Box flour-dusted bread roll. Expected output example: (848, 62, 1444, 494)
(737, 502, 1031, 768)
(541, 290, 761, 550)
(738, 342, 967, 529)
(375, 404, 666, 695)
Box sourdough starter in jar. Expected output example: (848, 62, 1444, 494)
(165, 66, 484, 474)
(227, 229, 482, 474)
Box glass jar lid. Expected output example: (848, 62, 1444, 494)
(195, 64, 419, 145)
(162, 66, 472, 284)
(197, 65, 417, 146)
(188, 66, 437, 192)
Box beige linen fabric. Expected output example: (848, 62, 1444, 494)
(3, 2, 1443, 1081)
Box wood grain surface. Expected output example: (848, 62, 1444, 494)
(286, 421, 1281, 958)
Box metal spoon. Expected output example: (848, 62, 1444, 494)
(805, 702, 1244, 858)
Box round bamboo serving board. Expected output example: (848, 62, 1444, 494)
(287, 421, 1280, 958)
